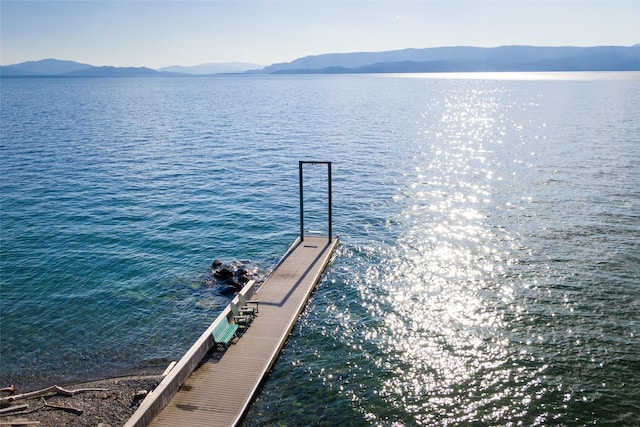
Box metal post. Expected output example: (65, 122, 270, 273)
(328, 162, 332, 243)
(299, 161, 304, 242)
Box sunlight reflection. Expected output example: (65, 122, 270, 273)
(290, 82, 552, 426)
(342, 85, 543, 425)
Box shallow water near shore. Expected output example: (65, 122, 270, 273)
(2, 72, 639, 425)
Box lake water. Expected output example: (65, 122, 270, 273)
(1, 72, 639, 425)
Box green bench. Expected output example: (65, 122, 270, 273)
(212, 317, 238, 349)
(238, 293, 259, 315)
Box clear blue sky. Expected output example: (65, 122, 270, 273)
(1, 1, 639, 68)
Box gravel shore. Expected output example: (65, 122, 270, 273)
(0, 375, 162, 427)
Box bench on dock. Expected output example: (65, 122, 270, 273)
(212, 317, 238, 349)
(238, 293, 259, 315)
(229, 302, 252, 328)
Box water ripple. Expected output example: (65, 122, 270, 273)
(2, 74, 639, 425)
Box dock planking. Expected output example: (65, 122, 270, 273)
(138, 236, 338, 427)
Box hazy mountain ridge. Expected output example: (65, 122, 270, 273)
(0, 60, 165, 76)
(0, 59, 262, 76)
(159, 62, 264, 74)
(261, 45, 640, 73)
(68, 66, 163, 76)
(1, 45, 638, 76)
(2, 58, 95, 75)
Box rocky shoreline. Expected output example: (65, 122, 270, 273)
(0, 375, 162, 427)
(1, 259, 266, 426)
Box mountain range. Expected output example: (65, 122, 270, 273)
(260, 45, 640, 74)
(1, 45, 638, 77)
(158, 62, 263, 74)
(0, 59, 166, 77)
(0, 59, 263, 77)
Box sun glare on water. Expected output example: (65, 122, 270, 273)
(335, 84, 546, 424)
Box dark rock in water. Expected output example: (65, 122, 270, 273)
(214, 268, 234, 280)
(206, 258, 265, 296)
(221, 277, 242, 290)
(218, 285, 237, 296)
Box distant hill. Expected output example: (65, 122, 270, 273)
(65, 66, 163, 76)
(0, 59, 262, 77)
(0, 59, 166, 77)
(258, 45, 640, 74)
(1, 58, 94, 75)
(159, 62, 264, 75)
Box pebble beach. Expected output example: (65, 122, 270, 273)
(0, 375, 161, 427)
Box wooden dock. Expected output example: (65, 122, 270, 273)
(125, 236, 338, 427)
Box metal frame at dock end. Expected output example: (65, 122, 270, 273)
(299, 161, 332, 243)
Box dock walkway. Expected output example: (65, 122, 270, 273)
(127, 236, 338, 427)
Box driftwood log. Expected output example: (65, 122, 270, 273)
(41, 398, 83, 415)
(0, 403, 29, 415)
(0, 385, 108, 406)
(0, 383, 102, 418)
(0, 385, 16, 395)
(0, 420, 40, 425)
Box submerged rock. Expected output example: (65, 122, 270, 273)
(221, 277, 242, 289)
(213, 268, 234, 280)
(206, 259, 265, 295)
(218, 285, 237, 296)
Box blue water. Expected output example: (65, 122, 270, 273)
(1, 72, 639, 425)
